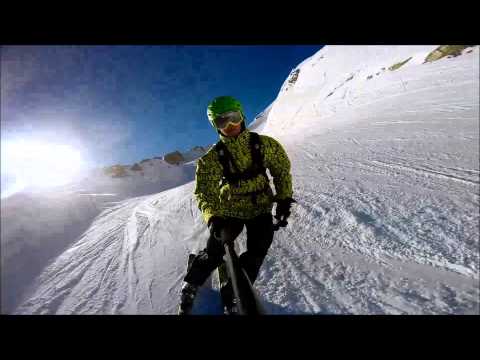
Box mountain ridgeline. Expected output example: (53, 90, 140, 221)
(102, 145, 211, 179)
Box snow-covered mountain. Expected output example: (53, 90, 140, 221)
(162, 146, 211, 165)
(3, 45, 479, 314)
(181, 146, 211, 163)
(248, 102, 273, 133)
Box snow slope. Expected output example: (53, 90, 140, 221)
(7, 46, 480, 314)
(1, 156, 198, 313)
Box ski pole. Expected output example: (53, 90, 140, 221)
(223, 241, 265, 315)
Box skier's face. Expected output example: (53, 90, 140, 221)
(220, 122, 242, 137)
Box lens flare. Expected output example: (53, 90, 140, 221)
(1, 140, 86, 191)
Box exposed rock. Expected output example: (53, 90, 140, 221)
(287, 69, 300, 87)
(163, 151, 185, 165)
(103, 164, 128, 178)
(389, 57, 412, 71)
(131, 163, 143, 171)
(424, 46, 473, 63)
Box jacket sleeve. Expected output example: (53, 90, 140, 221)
(194, 152, 223, 225)
(261, 135, 293, 200)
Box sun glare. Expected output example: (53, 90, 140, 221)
(2, 140, 86, 190)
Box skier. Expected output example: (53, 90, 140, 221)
(178, 96, 295, 315)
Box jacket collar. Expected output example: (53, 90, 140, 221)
(219, 128, 250, 145)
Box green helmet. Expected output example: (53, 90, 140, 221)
(207, 96, 245, 129)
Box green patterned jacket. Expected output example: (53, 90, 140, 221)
(194, 129, 293, 224)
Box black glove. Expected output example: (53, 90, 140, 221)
(208, 216, 225, 240)
(274, 198, 296, 226)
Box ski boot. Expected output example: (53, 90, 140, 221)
(178, 282, 198, 315)
(223, 297, 239, 315)
(220, 281, 239, 315)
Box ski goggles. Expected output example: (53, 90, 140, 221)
(213, 111, 243, 129)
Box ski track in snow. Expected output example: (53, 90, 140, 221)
(16, 189, 205, 314)
(12, 46, 480, 315)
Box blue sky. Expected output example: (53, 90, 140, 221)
(1, 45, 322, 170)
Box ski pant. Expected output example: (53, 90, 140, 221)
(183, 213, 274, 287)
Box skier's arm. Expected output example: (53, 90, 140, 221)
(261, 136, 293, 200)
(194, 154, 222, 225)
